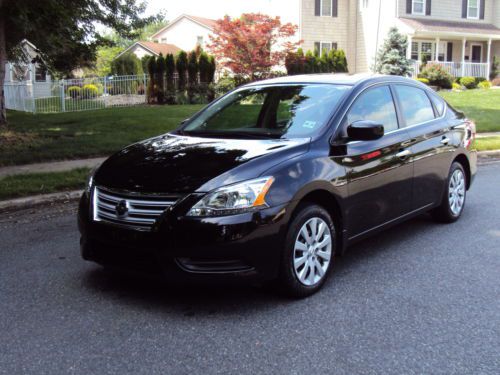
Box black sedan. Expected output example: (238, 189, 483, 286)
(78, 74, 477, 297)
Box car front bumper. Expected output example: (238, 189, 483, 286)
(78, 193, 290, 283)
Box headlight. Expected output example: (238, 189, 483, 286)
(85, 167, 98, 195)
(187, 177, 275, 217)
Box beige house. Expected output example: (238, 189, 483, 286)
(300, 0, 500, 78)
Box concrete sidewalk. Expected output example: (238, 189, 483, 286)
(0, 157, 106, 178)
(475, 132, 500, 138)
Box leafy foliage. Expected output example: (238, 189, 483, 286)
(374, 27, 412, 76)
(478, 81, 492, 89)
(286, 48, 348, 75)
(176, 51, 188, 91)
(420, 63, 453, 89)
(460, 76, 477, 89)
(416, 78, 430, 85)
(67, 86, 81, 99)
(208, 13, 300, 81)
(111, 53, 143, 76)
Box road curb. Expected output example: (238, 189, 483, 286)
(0, 190, 83, 213)
(477, 150, 500, 158)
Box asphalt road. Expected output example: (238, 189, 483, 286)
(1, 162, 500, 375)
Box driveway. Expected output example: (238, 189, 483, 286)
(1, 163, 500, 374)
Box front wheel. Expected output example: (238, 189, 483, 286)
(431, 162, 467, 223)
(278, 203, 336, 298)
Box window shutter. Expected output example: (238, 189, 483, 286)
(426, 0, 431, 15)
(406, 0, 412, 14)
(447, 42, 453, 62)
(480, 0, 485, 19)
(315, 0, 321, 16)
(332, 42, 338, 50)
(332, 0, 338, 17)
(462, 0, 467, 18)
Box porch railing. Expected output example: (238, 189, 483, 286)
(410, 61, 489, 79)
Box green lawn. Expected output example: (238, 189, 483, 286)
(439, 89, 500, 133)
(0, 168, 90, 200)
(0, 105, 203, 166)
(1, 89, 500, 167)
(474, 136, 500, 151)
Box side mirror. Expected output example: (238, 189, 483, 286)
(347, 120, 384, 141)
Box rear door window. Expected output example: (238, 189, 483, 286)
(394, 85, 435, 126)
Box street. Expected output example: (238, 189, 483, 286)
(1, 162, 500, 375)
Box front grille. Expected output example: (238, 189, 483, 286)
(92, 186, 178, 231)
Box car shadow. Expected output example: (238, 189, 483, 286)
(81, 213, 439, 315)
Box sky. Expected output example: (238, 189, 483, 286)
(143, 0, 300, 25)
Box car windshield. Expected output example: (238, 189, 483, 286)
(181, 84, 350, 139)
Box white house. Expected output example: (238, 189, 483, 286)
(115, 41, 181, 60)
(150, 14, 217, 52)
(4, 39, 51, 83)
(300, 0, 500, 78)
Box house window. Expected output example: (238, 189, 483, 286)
(421, 42, 433, 61)
(411, 42, 419, 60)
(467, 0, 479, 19)
(321, 0, 332, 16)
(412, 0, 425, 15)
(361, 0, 369, 9)
(160, 38, 167, 43)
(314, 42, 337, 55)
(197, 36, 204, 46)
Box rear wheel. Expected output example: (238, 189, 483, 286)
(278, 203, 336, 298)
(431, 162, 467, 223)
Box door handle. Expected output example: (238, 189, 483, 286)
(441, 137, 450, 145)
(396, 149, 412, 159)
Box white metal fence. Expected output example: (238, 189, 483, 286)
(5, 74, 149, 114)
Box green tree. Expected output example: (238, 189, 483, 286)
(147, 56, 157, 103)
(198, 52, 210, 83)
(156, 54, 166, 103)
(165, 53, 176, 103)
(0, 0, 160, 126)
(176, 51, 188, 91)
(374, 27, 412, 76)
(111, 53, 143, 76)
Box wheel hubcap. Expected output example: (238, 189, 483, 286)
(448, 169, 465, 216)
(293, 217, 332, 286)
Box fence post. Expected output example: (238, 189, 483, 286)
(103, 76, 107, 96)
(60, 79, 66, 113)
(31, 81, 36, 114)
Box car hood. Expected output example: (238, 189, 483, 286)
(94, 133, 309, 194)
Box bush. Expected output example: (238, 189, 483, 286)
(460, 76, 477, 89)
(452, 82, 462, 90)
(111, 53, 143, 76)
(492, 77, 500, 86)
(67, 86, 81, 99)
(478, 80, 492, 89)
(81, 84, 98, 98)
(475, 77, 486, 85)
(176, 51, 188, 91)
(419, 63, 453, 89)
(416, 78, 429, 85)
(214, 75, 236, 93)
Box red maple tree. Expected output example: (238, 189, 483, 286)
(208, 13, 300, 81)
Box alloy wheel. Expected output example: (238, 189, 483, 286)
(293, 217, 332, 286)
(448, 169, 466, 216)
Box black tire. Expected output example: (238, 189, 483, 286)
(278, 203, 336, 298)
(431, 161, 467, 223)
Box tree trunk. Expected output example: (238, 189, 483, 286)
(0, 9, 7, 128)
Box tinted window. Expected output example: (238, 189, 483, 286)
(429, 93, 445, 116)
(183, 84, 350, 139)
(346, 86, 399, 132)
(395, 85, 435, 126)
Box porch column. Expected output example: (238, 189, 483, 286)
(461, 38, 467, 76)
(486, 38, 492, 79)
(407, 35, 413, 60)
(435, 37, 440, 62)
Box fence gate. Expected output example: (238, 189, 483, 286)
(4, 74, 149, 114)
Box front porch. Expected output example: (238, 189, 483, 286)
(398, 17, 500, 79)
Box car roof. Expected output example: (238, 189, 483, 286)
(243, 73, 418, 87)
